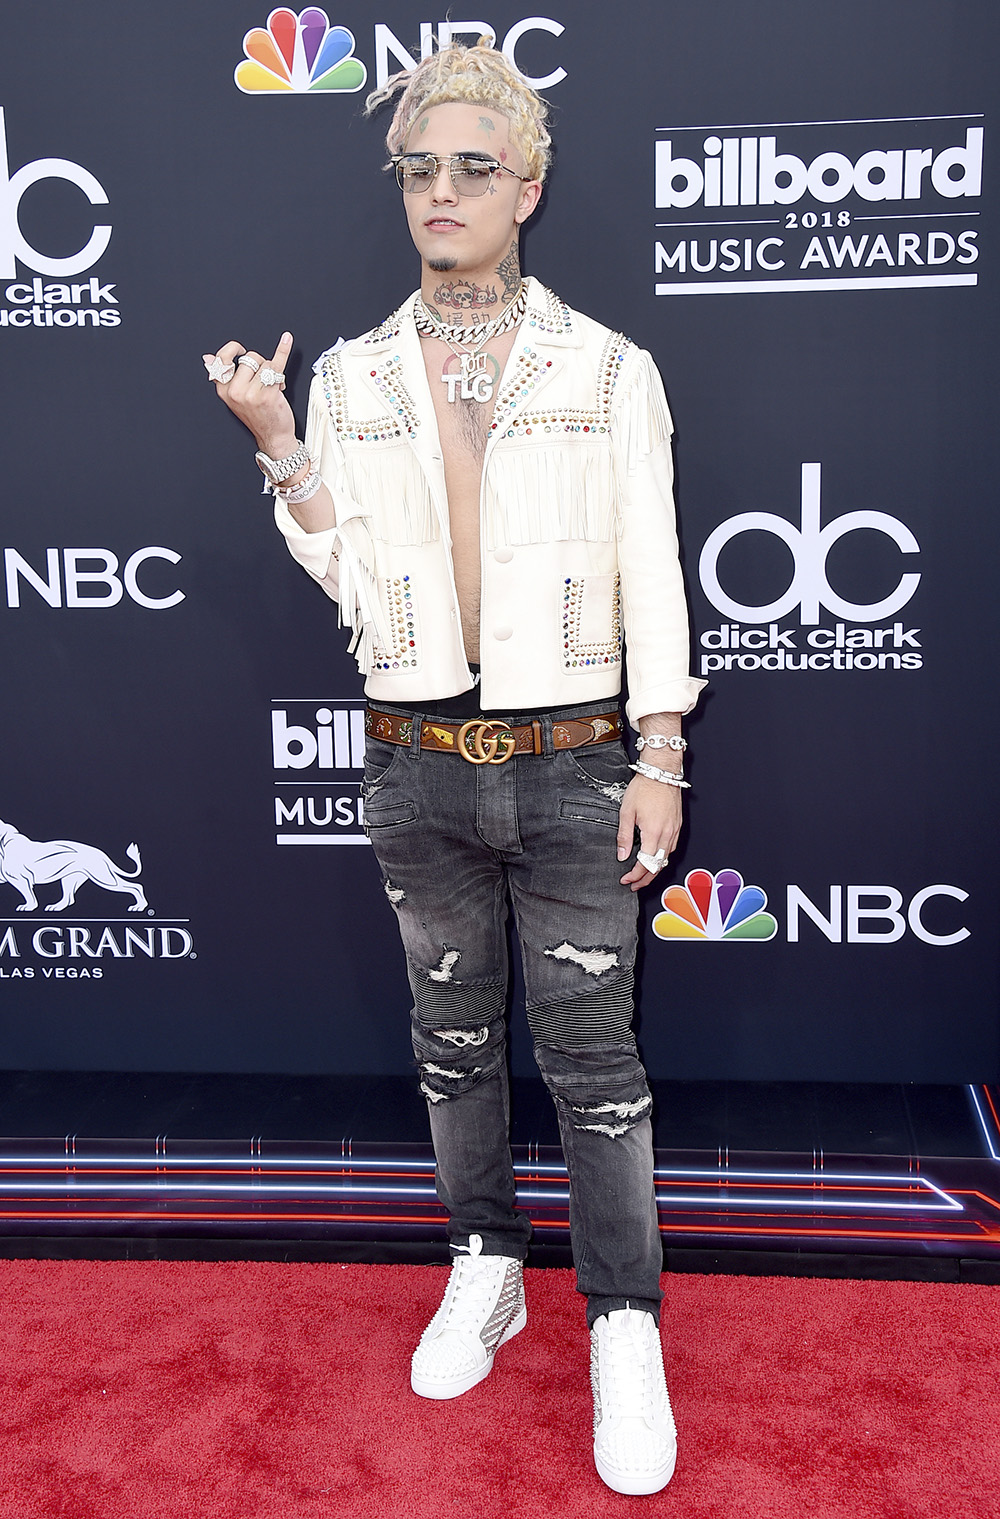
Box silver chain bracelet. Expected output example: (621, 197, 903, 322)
(636, 733, 687, 753)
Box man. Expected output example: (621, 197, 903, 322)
(204, 41, 704, 1496)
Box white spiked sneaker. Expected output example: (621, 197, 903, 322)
(411, 1233, 526, 1399)
(590, 1308, 677, 1494)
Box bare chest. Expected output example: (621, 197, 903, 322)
(420, 329, 517, 478)
(419, 329, 518, 661)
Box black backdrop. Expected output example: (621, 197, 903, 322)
(0, 1, 996, 1087)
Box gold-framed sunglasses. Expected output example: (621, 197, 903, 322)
(391, 152, 530, 197)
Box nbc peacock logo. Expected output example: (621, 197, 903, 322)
(235, 8, 367, 93)
(652, 869, 778, 942)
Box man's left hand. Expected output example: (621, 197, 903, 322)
(617, 774, 682, 892)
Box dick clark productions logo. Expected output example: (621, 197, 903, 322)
(696, 463, 925, 677)
(0, 107, 119, 327)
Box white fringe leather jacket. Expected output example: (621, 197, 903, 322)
(274, 278, 706, 726)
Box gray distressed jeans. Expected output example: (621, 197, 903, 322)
(363, 703, 662, 1325)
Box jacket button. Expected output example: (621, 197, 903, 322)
(494, 547, 514, 563)
(493, 626, 513, 641)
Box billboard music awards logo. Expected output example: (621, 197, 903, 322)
(0, 813, 196, 978)
(234, 11, 566, 94)
(654, 113, 983, 295)
(652, 870, 970, 946)
(272, 698, 369, 845)
(0, 107, 119, 329)
(697, 463, 924, 677)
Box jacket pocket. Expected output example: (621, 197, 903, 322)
(561, 573, 622, 672)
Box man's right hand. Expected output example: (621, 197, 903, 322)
(202, 331, 298, 456)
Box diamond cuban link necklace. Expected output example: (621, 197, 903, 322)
(415, 283, 527, 404)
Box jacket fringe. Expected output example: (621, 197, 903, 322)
(483, 446, 618, 549)
(332, 522, 392, 674)
(340, 449, 440, 546)
(614, 349, 674, 477)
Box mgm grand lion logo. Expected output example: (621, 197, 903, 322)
(0, 817, 148, 913)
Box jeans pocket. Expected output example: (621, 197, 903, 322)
(559, 743, 629, 826)
(364, 797, 419, 829)
(558, 796, 620, 827)
(564, 740, 630, 794)
(362, 737, 401, 801)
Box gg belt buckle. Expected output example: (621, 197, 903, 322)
(457, 718, 516, 765)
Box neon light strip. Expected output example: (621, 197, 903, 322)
(0, 1167, 952, 1195)
(654, 1165, 954, 1195)
(0, 1166, 936, 1190)
(0, 1208, 991, 1244)
(968, 1085, 1000, 1160)
(0, 1154, 440, 1169)
(0, 1182, 440, 1197)
(0, 1182, 959, 1214)
(982, 1088, 1000, 1129)
(0, 1154, 955, 1183)
(653, 1193, 957, 1212)
(0, 1159, 962, 1216)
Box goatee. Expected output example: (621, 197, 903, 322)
(428, 257, 458, 272)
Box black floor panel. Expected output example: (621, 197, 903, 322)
(0, 1070, 986, 1157)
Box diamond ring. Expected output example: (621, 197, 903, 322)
(206, 356, 236, 384)
(637, 848, 667, 874)
(237, 355, 261, 373)
(258, 367, 285, 387)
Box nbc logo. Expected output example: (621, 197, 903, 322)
(652, 869, 778, 942)
(235, 8, 367, 93)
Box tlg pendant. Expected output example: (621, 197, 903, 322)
(443, 350, 494, 403)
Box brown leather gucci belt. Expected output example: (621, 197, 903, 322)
(365, 706, 623, 765)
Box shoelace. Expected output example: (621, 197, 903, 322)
(438, 1255, 506, 1335)
(603, 1317, 658, 1420)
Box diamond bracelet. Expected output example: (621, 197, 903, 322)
(629, 760, 691, 788)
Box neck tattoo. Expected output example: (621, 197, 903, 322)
(415, 283, 527, 404)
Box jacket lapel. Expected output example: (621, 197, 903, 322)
(484, 278, 582, 448)
(348, 279, 585, 511)
(354, 293, 450, 534)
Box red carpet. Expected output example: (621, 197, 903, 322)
(0, 1260, 995, 1518)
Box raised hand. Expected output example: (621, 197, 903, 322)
(202, 331, 298, 455)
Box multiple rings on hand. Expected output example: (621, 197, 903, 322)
(237, 355, 261, 373)
(636, 848, 667, 875)
(258, 367, 285, 387)
(205, 356, 236, 384)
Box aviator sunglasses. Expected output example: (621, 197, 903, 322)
(391, 152, 531, 197)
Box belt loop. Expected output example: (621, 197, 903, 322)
(410, 713, 423, 758)
(541, 714, 555, 759)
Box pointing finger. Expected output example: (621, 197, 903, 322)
(270, 331, 294, 369)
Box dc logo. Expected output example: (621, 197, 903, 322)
(698, 463, 921, 625)
(0, 107, 111, 278)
